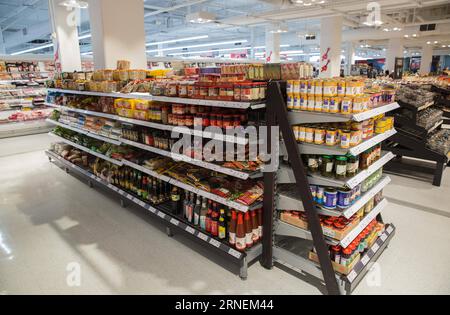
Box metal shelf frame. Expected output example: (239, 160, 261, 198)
(262, 81, 396, 295)
(45, 150, 262, 280)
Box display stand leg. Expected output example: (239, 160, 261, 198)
(166, 226, 174, 237)
(65, 167, 69, 174)
(239, 257, 248, 280)
(120, 199, 126, 208)
(88, 180, 93, 188)
(433, 162, 445, 186)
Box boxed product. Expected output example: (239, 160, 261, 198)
(309, 251, 360, 275)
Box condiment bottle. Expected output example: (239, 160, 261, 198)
(251, 210, 259, 243)
(244, 212, 253, 248)
(235, 213, 246, 251)
(229, 210, 237, 245)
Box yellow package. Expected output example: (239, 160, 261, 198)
(134, 99, 150, 110)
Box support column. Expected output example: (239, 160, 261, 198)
(265, 25, 280, 63)
(344, 42, 355, 76)
(386, 38, 404, 73)
(0, 30, 6, 55)
(48, 0, 82, 72)
(419, 45, 433, 75)
(88, 0, 147, 69)
(319, 16, 343, 78)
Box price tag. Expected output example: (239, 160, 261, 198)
(209, 238, 221, 248)
(185, 226, 196, 234)
(347, 269, 357, 283)
(170, 218, 179, 226)
(118, 190, 125, 195)
(371, 243, 380, 253)
(157, 212, 165, 219)
(386, 225, 394, 234)
(138, 201, 146, 207)
(361, 255, 370, 266)
(380, 233, 387, 242)
(197, 232, 208, 241)
(132, 197, 139, 203)
(148, 207, 156, 213)
(228, 248, 242, 258)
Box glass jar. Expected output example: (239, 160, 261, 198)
(314, 128, 325, 145)
(307, 155, 319, 173)
(321, 155, 334, 177)
(346, 154, 359, 177)
(335, 156, 348, 179)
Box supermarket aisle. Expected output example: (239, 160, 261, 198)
(0, 135, 450, 295)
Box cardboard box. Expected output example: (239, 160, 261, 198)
(309, 251, 360, 275)
(280, 212, 361, 241)
(280, 212, 308, 230)
(321, 217, 361, 240)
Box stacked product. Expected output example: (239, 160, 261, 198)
(286, 78, 396, 114)
(293, 116, 394, 149)
(49, 142, 263, 252)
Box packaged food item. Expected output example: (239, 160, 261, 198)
(308, 155, 319, 173)
(337, 188, 352, 208)
(323, 80, 337, 97)
(314, 128, 325, 145)
(323, 188, 338, 209)
(305, 127, 315, 143)
(315, 96, 323, 112)
(326, 128, 338, 146)
(330, 97, 340, 113)
(299, 126, 306, 142)
(341, 97, 352, 114)
(307, 95, 315, 111)
(340, 130, 351, 149)
(300, 94, 308, 111)
(287, 93, 294, 110)
(335, 156, 347, 179)
(321, 155, 334, 177)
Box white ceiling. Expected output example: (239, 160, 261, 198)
(0, 0, 449, 59)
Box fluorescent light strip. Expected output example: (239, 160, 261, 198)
(253, 44, 290, 49)
(78, 34, 92, 40)
(145, 35, 209, 47)
(10, 43, 54, 56)
(146, 39, 248, 53)
(168, 46, 251, 56)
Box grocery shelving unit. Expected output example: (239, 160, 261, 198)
(45, 150, 262, 279)
(260, 81, 397, 295)
(45, 88, 265, 279)
(383, 96, 449, 186)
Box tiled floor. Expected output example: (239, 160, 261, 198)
(0, 134, 449, 295)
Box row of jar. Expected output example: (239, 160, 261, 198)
(287, 94, 372, 114)
(149, 81, 267, 102)
(294, 123, 373, 149)
(287, 79, 366, 97)
(305, 147, 382, 179)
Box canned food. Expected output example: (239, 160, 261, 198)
(287, 93, 294, 110)
(323, 98, 330, 113)
(330, 97, 340, 113)
(299, 126, 306, 142)
(314, 97, 323, 112)
(305, 127, 315, 143)
(341, 97, 352, 114)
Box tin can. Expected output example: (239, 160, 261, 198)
(323, 97, 330, 113)
(300, 94, 308, 110)
(315, 96, 323, 112)
(314, 128, 325, 145)
(340, 130, 351, 149)
(330, 97, 340, 113)
(341, 97, 353, 114)
(337, 189, 352, 208)
(307, 96, 315, 111)
(299, 126, 306, 142)
(293, 94, 301, 110)
(323, 188, 337, 209)
(305, 127, 315, 143)
(287, 93, 294, 110)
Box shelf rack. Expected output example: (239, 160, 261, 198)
(261, 81, 397, 295)
(45, 86, 266, 280)
(47, 88, 265, 110)
(45, 149, 262, 279)
(45, 102, 248, 145)
(46, 117, 261, 180)
(383, 96, 448, 186)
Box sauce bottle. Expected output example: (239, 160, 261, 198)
(199, 197, 208, 230)
(205, 200, 213, 233)
(235, 213, 246, 251)
(244, 212, 253, 248)
(229, 210, 237, 246)
(170, 186, 181, 215)
(193, 195, 201, 226)
(210, 203, 219, 237)
(251, 210, 259, 243)
(218, 209, 227, 240)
